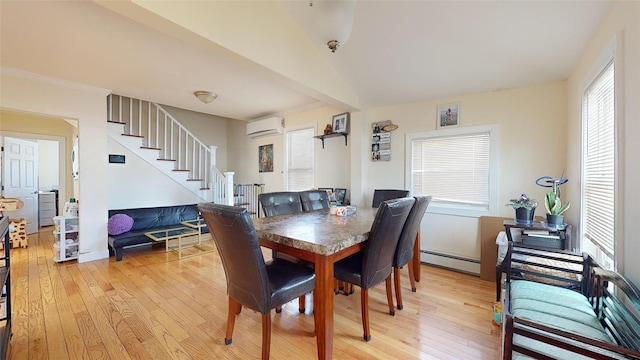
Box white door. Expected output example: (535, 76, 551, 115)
(2, 136, 39, 234)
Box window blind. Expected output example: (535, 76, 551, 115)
(286, 127, 315, 191)
(582, 62, 615, 257)
(411, 133, 490, 209)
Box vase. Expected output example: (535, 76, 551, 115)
(546, 214, 564, 228)
(515, 207, 535, 225)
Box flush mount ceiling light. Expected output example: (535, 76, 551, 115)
(194, 91, 217, 104)
(308, 0, 357, 53)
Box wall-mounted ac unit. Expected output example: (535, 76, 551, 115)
(246, 117, 284, 138)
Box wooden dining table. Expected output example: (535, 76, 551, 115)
(252, 207, 421, 360)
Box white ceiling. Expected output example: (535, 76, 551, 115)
(0, 1, 612, 121)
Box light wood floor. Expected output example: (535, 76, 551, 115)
(7, 227, 501, 359)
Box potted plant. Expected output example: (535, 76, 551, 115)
(544, 188, 570, 227)
(506, 194, 537, 225)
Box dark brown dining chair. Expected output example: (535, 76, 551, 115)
(197, 203, 316, 360)
(390, 195, 432, 310)
(299, 190, 330, 211)
(333, 197, 415, 341)
(258, 191, 307, 312)
(259, 191, 303, 216)
(372, 189, 410, 208)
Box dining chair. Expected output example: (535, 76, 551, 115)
(258, 191, 307, 312)
(299, 190, 330, 211)
(334, 197, 415, 341)
(197, 203, 316, 360)
(390, 195, 432, 310)
(371, 189, 410, 208)
(259, 192, 303, 216)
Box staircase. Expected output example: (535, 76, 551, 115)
(106, 94, 233, 204)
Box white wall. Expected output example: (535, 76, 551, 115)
(107, 139, 207, 209)
(1, 68, 110, 263)
(227, 105, 351, 194)
(566, 1, 640, 284)
(348, 82, 567, 272)
(38, 139, 59, 189)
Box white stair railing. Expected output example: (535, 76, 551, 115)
(108, 94, 211, 190)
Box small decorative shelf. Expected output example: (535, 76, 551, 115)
(314, 133, 348, 149)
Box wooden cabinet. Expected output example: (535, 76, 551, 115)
(0, 217, 12, 358)
(39, 192, 57, 227)
(53, 216, 79, 262)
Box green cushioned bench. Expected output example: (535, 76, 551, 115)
(501, 244, 640, 360)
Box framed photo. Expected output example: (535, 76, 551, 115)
(334, 188, 347, 204)
(332, 112, 350, 133)
(258, 144, 274, 173)
(437, 103, 460, 129)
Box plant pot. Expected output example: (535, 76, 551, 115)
(515, 207, 535, 225)
(546, 214, 564, 228)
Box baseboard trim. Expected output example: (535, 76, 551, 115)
(78, 248, 110, 263)
(420, 250, 480, 276)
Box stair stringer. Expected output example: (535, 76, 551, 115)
(107, 121, 211, 202)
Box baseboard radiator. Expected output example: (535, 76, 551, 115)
(420, 250, 480, 276)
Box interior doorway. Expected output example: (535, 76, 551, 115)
(1, 131, 66, 234)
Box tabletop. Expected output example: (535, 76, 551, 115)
(252, 207, 378, 256)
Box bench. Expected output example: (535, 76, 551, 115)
(108, 204, 208, 261)
(501, 243, 640, 359)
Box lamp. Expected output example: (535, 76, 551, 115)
(194, 91, 217, 104)
(308, 1, 357, 53)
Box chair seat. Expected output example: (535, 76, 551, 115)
(334, 252, 364, 286)
(267, 258, 316, 307)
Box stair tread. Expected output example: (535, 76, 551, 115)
(108, 120, 126, 124)
(172, 169, 190, 172)
(140, 146, 161, 150)
(235, 202, 250, 206)
(186, 179, 202, 181)
(157, 158, 177, 162)
(121, 133, 144, 138)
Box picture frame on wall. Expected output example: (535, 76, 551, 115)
(259, 144, 274, 173)
(437, 103, 460, 129)
(332, 112, 350, 133)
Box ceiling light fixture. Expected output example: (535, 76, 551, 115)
(194, 91, 217, 104)
(309, 1, 357, 53)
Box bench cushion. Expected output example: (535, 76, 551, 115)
(510, 280, 616, 359)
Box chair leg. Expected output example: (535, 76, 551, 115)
(385, 275, 395, 316)
(393, 266, 403, 310)
(299, 294, 306, 313)
(407, 259, 417, 292)
(225, 297, 240, 345)
(261, 312, 271, 360)
(361, 288, 371, 341)
(275, 305, 282, 313)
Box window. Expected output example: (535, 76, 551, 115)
(581, 61, 615, 262)
(406, 124, 498, 216)
(286, 127, 315, 191)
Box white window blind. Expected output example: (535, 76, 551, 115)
(286, 127, 315, 191)
(582, 62, 615, 257)
(411, 131, 490, 212)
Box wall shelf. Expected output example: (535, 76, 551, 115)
(314, 133, 348, 149)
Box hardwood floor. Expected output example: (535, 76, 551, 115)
(7, 227, 501, 359)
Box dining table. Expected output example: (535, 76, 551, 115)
(252, 207, 421, 360)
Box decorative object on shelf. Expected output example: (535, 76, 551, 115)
(536, 173, 570, 228)
(332, 112, 350, 133)
(437, 103, 460, 129)
(258, 144, 274, 173)
(371, 120, 393, 161)
(506, 194, 537, 225)
(324, 124, 333, 135)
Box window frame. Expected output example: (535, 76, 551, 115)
(284, 124, 316, 191)
(405, 124, 499, 217)
(579, 35, 620, 269)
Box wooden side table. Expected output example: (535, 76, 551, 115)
(495, 220, 574, 301)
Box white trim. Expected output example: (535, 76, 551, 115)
(78, 248, 110, 263)
(0, 66, 110, 95)
(405, 124, 499, 217)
